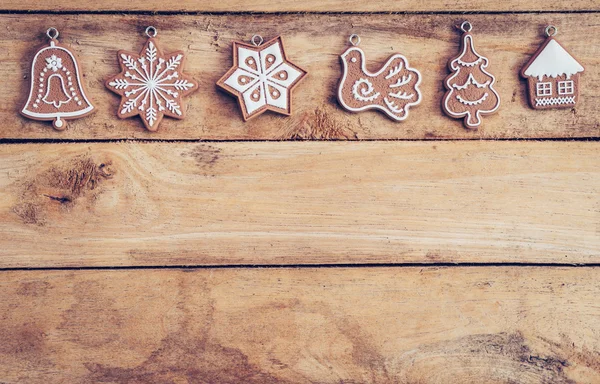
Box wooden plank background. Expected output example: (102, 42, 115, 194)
(1, 267, 600, 383)
(2, 0, 599, 12)
(1, 13, 599, 140)
(1, 141, 598, 268)
(1, 1, 599, 382)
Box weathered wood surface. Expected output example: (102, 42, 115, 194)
(2, 0, 599, 12)
(2, 13, 599, 140)
(1, 141, 598, 267)
(1, 267, 600, 383)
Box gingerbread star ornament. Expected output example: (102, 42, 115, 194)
(106, 27, 199, 131)
(217, 35, 307, 121)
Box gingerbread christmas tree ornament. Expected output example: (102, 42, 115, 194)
(21, 28, 94, 130)
(105, 27, 199, 131)
(338, 34, 422, 121)
(217, 35, 307, 121)
(521, 26, 584, 110)
(443, 22, 500, 129)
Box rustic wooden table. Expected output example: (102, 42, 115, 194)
(0, 1, 599, 382)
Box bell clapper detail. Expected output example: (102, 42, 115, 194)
(21, 27, 95, 130)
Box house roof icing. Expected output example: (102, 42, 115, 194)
(522, 38, 584, 80)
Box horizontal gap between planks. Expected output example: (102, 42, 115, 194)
(0, 10, 599, 15)
(0, 137, 599, 145)
(2, 262, 600, 272)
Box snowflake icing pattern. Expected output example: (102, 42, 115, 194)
(218, 37, 307, 120)
(106, 39, 198, 131)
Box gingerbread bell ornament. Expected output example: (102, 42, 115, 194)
(106, 26, 199, 131)
(21, 28, 95, 130)
(217, 35, 307, 121)
(442, 22, 500, 130)
(521, 26, 584, 110)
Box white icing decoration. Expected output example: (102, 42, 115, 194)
(457, 56, 482, 67)
(456, 92, 489, 106)
(265, 82, 287, 110)
(383, 97, 404, 114)
(242, 82, 266, 115)
(452, 73, 490, 90)
(338, 46, 422, 121)
(523, 39, 584, 81)
(45, 55, 62, 72)
(388, 90, 414, 100)
(224, 68, 258, 93)
(352, 78, 380, 102)
(238, 47, 261, 74)
(385, 63, 403, 79)
(389, 74, 412, 88)
(557, 80, 574, 95)
(259, 43, 284, 73)
(535, 96, 575, 107)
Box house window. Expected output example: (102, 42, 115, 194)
(558, 81, 574, 95)
(536, 82, 552, 97)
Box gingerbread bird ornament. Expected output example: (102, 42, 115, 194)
(338, 34, 422, 121)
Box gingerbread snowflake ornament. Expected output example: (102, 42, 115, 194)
(217, 35, 307, 121)
(106, 27, 199, 131)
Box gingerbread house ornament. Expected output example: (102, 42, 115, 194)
(521, 26, 584, 110)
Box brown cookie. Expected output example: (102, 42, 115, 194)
(21, 28, 94, 130)
(105, 27, 199, 132)
(337, 35, 422, 121)
(521, 26, 584, 110)
(217, 36, 307, 121)
(442, 23, 500, 130)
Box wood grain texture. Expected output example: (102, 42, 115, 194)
(1, 141, 598, 267)
(2, 13, 600, 140)
(1, 267, 600, 383)
(2, 0, 599, 12)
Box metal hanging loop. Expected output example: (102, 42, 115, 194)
(349, 34, 361, 46)
(145, 26, 158, 38)
(545, 25, 558, 37)
(460, 21, 473, 33)
(251, 34, 264, 47)
(46, 27, 59, 40)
